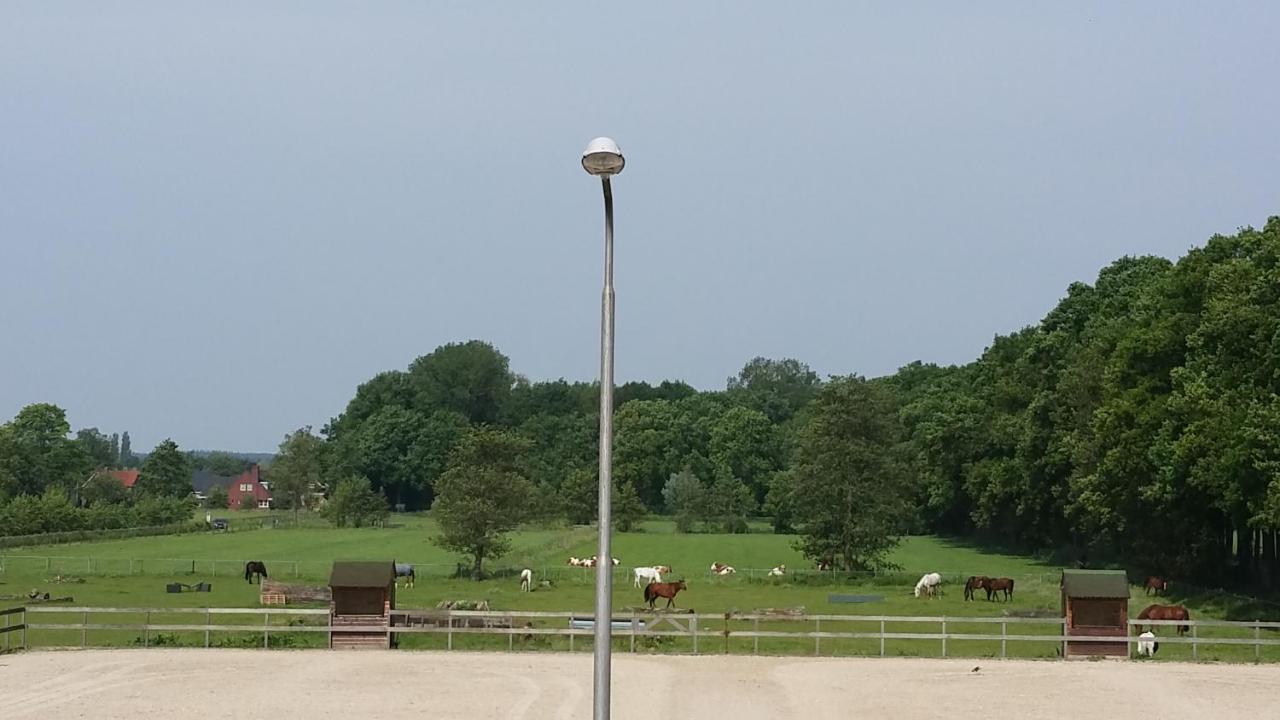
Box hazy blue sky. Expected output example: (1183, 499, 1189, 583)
(3, 3, 1278, 452)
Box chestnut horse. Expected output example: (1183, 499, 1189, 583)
(1144, 576, 1169, 596)
(643, 580, 688, 609)
(1136, 604, 1190, 635)
(985, 577, 1014, 601)
(964, 576, 990, 601)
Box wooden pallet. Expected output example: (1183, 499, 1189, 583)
(260, 592, 287, 605)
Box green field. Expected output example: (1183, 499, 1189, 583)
(2, 512, 1277, 661)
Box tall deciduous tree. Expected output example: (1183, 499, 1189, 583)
(727, 357, 822, 423)
(789, 377, 909, 571)
(268, 427, 326, 523)
(135, 439, 192, 498)
(432, 428, 535, 579)
(408, 340, 514, 424)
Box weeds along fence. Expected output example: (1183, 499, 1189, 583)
(8, 607, 1280, 660)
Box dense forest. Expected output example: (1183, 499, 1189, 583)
(319, 217, 1280, 586)
(2, 217, 1278, 587)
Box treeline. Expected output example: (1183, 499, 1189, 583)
(894, 217, 1280, 588)
(5, 216, 1277, 588)
(0, 405, 198, 534)
(320, 345, 817, 525)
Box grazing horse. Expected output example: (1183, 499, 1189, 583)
(244, 561, 268, 584)
(1144, 576, 1169, 596)
(643, 580, 688, 609)
(519, 568, 533, 592)
(768, 564, 786, 577)
(985, 577, 1014, 602)
(816, 558, 833, 572)
(1136, 604, 1191, 636)
(963, 576, 990, 601)
(393, 562, 416, 588)
(914, 572, 943, 598)
(633, 566, 664, 588)
(710, 562, 736, 575)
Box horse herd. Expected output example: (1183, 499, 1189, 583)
(241, 559, 1192, 643)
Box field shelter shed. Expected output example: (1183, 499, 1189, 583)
(329, 561, 396, 649)
(1060, 569, 1129, 658)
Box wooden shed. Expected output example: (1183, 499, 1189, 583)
(1061, 569, 1129, 658)
(329, 561, 396, 650)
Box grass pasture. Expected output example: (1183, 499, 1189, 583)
(3, 512, 1279, 662)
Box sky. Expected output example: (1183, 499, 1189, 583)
(2, 3, 1278, 452)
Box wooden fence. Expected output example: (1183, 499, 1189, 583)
(1, 607, 25, 653)
(9, 606, 1280, 659)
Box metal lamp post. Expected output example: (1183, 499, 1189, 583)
(582, 136, 624, 720)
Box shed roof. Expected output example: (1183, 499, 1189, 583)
(329, 561, 395, 588)
(1061, 570, 1129, 599)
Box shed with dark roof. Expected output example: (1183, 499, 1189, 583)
(1061, 569, 1130, 658)
(329, 561, 396, 649)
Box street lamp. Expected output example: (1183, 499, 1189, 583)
(583, 136, 623, 720)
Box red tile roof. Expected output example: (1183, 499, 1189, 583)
(106, 469, 140, 488)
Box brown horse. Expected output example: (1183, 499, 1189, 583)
(1144, 576, 1169, 596)
(964, 576, 990, 601)
(643, 580, 688, 609)
(985, 577, 1014, 602)
(1136, 604, 1190, 635)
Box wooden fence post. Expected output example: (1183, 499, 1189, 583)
(205, 610, 211, 648)
(1191, 622, 1198, 661)
(880, 620, 885, 657)
(814, 617, 820, 656)
(941, 618, 947, 658)
(692, 616, 699, 655)
(630, 613, 637, 654)
(723, 613, 730, 655)
(144, 611, 150, 647)
(263, 611, 270, 649)
(754, 617, 760, 655)
(1256, 621, 1261, 662)
(447, 612, 453, 651)
(1001, 621, 1007, 659)
(81, 611, 88, 647)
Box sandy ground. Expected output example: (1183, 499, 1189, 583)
(2, 650, 1277, 719)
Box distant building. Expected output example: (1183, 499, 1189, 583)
(227, 464, 272, 510)
(101, 463, 272, 510)
(191, 470, 234, 504)
(104, 469, 140, 489)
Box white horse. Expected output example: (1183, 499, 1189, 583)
(633, 566, 663, 587)
(519, 568, 533, 592)
(1137, 631, 1158, 657)
(768, 564, 786, 577)
(914, 572, 943, 598)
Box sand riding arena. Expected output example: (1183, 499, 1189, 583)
(2, 650, 1278, 719)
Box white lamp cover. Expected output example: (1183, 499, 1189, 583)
(582, 137, 624, 175)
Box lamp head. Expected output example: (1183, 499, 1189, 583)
(582, 137, 624, 176)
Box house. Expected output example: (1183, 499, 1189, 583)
(227, 464, 272, 510)
(191, 470, 233, 504)
(104, 469, 140, 489)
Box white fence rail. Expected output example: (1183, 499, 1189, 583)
(11, 606, 1280, 660)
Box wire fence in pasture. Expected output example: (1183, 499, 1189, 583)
(7, 606, 1280, 662)
(0, 553, 1074, 591)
